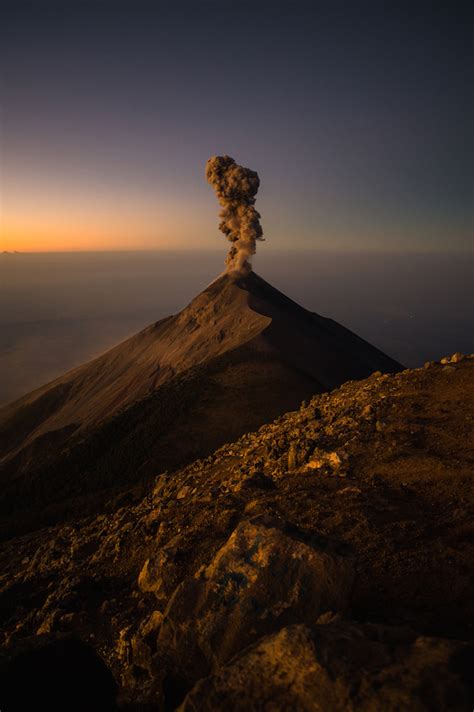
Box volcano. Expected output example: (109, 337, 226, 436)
(0, 271, 401, 537)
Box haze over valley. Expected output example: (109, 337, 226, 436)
(1, 249, 471, 406)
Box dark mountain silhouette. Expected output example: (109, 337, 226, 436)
(0, 271, 401, 537)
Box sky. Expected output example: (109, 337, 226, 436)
(0, 0, 472, 254)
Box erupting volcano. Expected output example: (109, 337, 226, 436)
(0, 155, 472, 712)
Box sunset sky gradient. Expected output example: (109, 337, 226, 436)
(1, 1, 472, 253)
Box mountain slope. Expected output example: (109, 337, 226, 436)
(0, 271, 401, 460)
(0, 271, 402, 536)
(0, 272, 270, 455)
(0, 355, 472, 710)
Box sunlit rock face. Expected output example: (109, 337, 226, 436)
(180, 622, 473, 712)
(156, 517, 354, 686)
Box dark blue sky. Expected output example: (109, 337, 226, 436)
(1, 0, 472, 252)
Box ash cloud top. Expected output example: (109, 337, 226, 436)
(205, 155, 264, 273)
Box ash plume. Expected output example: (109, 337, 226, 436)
(205, 155, 264, 273)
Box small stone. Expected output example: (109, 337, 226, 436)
(36, 610, 60, 635)
(142, 509, 162, 533)
(327, 452, 342, 469)
(287, 443, 298, 471)
(36, 621, 51, 635)
(153, 474, 168, 497)
(303, 450, 344, 473)
(439, 352, 465, 364)
(138, 559, 155, 593)
(117, 627, 131, 662)
(337, 487, 362, 496)
(244, 500, 261, 514)
(177, 485, 191, 499)
(304, 457, 325, 471)
(315, 611, 342, 624)
(139, 610, 163, 637)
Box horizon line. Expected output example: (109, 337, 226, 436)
(1, 247, 471, 256)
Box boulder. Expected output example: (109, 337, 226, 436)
(180, 622, 474, 711)
(234, 470, 276, 492)
(137, 535, 182, 603)
(157, 517, 354, 687)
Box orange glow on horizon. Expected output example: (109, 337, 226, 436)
(0, 195, 214, 253)
(1, 224, 162, 253)
(0, 166, 221, 253)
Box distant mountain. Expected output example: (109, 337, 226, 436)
(0, 271, 401, 536)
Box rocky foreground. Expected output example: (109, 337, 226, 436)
(0, 355, 473, 710)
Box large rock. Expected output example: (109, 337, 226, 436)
(180, 622, 474, 711)
(137, 533, 182, 603)
(157, 517, 354, 689)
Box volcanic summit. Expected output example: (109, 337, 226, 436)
(0, 268, 401, 537)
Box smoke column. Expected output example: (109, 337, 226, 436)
(205, 155, 264, 273)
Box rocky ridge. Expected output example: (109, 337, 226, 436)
(0, 354, 473, 710)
